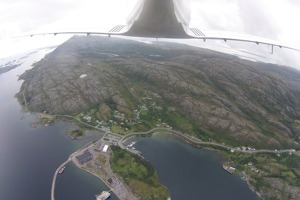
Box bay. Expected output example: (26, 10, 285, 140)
(133, 134, 259, 200)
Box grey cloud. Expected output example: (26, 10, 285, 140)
(191, 0, 282, 39)
(287, 0, 300, 7)
(236, 0, 280, 40)
(1, 0, 82, 33)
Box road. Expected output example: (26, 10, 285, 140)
(43, 114, 298, 154)
(119, 127, 299, 154)
(53, 114, 105, 132)
(47, 113, 299, 155)
(22, 91, 29, 112)
(50, 119, 298, 200)
(53, 113, 300, 154)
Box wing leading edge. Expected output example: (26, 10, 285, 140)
(185, 28, 300, 53)
(15, 0, 300, 53)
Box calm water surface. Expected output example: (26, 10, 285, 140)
(0, 50, 115, 200)
(133, 134, 259, 200)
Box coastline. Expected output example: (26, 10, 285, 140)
(16, 109, 137, 199)
(160, 133, 264, 199)
(69, 139, 139, 200)
(39, 112, 261, 200)
(72, 157, 138, 200)
(24, 110, 298, 200)
(122, 131, 263, 200)
(13, 44, 300, 200)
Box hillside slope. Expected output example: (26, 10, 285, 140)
(17, 36, 300, 148)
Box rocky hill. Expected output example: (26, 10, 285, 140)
(17, 36, 300, 148)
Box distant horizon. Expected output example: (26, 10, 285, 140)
(1, 0, 300, 68)
(1, 34, 299, 70)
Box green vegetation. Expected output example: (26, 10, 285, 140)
(110, 146, 169, 200)
(219, 149, 300, 199)
(69, 129, 84, 139)
(111, 125, 125, 134)
(17, 36, 300, 149)
(72, 120, 90, 131)
(16, 36, 300, 198)
(137, 105, 196, 134)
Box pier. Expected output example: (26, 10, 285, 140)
(51, 158, 71, 200)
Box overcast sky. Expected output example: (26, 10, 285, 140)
(1, 0, 300, 68)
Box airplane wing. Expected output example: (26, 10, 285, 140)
(14, 25, 129, 38)
(13, 0, 300, 53)
(185, 29, 300, 53)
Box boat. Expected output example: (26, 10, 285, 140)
(58, 166, 65, 174)
(95, 191, 110, 200)
(127, 141, 136, 148)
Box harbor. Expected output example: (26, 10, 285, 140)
(51, 125, 259, 200)
(52, 136, 138, 200)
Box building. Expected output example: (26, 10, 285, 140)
(76, 150, 93, 165)
(103, 145, 109, 153)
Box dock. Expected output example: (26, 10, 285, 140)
(51, 158, 71, 200)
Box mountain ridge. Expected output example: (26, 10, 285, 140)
(17, 36, 300, 149)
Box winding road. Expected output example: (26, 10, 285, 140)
(119, 128, 299, 154)
(52, 114, 299, 155)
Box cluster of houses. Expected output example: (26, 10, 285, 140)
(231, 146, 256, 152)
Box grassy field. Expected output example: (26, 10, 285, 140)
(110, 146, 169, 200)
(111, 125, 125, 134)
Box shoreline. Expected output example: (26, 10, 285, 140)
(176, 137, 264, 199)
(14, 44, 299, 200)
(122, 131, 263, 199)
(159, 133, 264, 199)
(69, 141, 139, 200)
(75, 160, 139, 200)
(26, 111, 297, 200)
